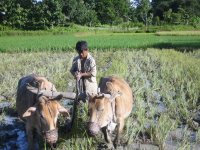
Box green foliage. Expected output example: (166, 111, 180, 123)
(95, 0, 115, 24)
(190, 16, 200, 28)
(61, 0, 99, 26)
(0, 25, 12, 31)
(0, 32, 200, 52)
(95, 0, 131, 25)
(0, 0, 200, 29)
(152, 0, 200, 25)
(134, 0, 152, 29)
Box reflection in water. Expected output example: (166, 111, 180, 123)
(0, 116, 28, 150)
(0, 101, 27, 149)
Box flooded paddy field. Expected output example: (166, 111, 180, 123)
(0, 101, 28, 149)
(0, 49, 200, 149)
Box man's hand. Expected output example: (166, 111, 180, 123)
(75, 71, 82, 81)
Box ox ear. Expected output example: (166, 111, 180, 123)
(58, 106, 70, 117)
(87, 93, 96, 100)
(106, 82, 114, 93)
(22, 107, 37, 118)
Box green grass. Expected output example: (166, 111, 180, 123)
(0, 32, 200, 52)
(0, 49, 200, 149)
(156, 31, 200, 36)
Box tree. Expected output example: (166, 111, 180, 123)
(128, 1, 138, 23)
(94, 0, 131, 25)
(134, 0, 152, 30)
(84, 0, 99, 26)
(190, 16, 200, 28)
(178, 7, 189, 25)
(43, 0, 65, 28)
(60, 0, 98, 26)
(12, 4, 27, 28)
(113, 0, 131, 23)
(152, 0, 200, 25)
(163, 9, 172, 24)
(2, 1, 28, 28)
(152, 0, 173, 20)
(25, 1, 48, 30)
(95, 0, 116, 24)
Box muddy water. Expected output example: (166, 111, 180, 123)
(0, 102, 28, 150)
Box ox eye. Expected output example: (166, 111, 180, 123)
(40, 115, 47, 125)
(96, 106, 104, 111)
(40, 112, 45, 119)
(40, 114, 44, 119)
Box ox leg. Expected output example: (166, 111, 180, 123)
(114, 118, 124, 148)
(102, 127, 114, 149)
(26, 124, 39, 150)
(26, 126, 34, 150)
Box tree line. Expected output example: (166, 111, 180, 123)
(0, 0, 200, 30)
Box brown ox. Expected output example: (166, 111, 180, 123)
(16, 74, 76, 150)
(88, 76, 133, 148)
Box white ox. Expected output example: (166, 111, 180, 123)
(88, 76, 134, 148)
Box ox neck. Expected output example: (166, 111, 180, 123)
(110, 100, 116, 123)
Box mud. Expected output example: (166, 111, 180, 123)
(0, 101, 28, 150)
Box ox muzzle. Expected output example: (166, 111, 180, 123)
(87, 122, 100, 136)
(44, 129, 58, 148)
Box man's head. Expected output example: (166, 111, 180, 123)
(76, 41, 88, 59)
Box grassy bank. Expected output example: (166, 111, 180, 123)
(0, 32, 200, 52)
(0, 49, 200, 149)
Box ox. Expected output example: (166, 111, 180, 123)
(16, 74, 76, 150)
(88, 76, 133, 148)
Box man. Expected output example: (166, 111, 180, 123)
(70, 41, 97, 102)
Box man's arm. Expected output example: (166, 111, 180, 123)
(80, 58, 96, 78)
(70, 58, 77, 77)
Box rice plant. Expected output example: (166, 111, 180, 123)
(0, 48, 200, 149)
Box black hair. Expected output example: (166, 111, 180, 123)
(76, 41, 88, 53)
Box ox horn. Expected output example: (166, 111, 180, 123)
(27, 85, 76, 100)
(97, 87, 100, 95)
(103, 91, 122, 101)
(96, 87, 104, 97)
